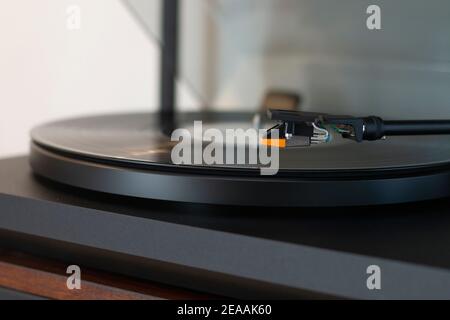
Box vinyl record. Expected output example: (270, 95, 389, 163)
(30, 112, 450, 207)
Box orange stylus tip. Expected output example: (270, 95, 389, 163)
(260, 138, 287, 148)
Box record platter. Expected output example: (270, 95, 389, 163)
(30, 111, 450, 207)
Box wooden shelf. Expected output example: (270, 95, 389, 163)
(0, 250, 213, 300)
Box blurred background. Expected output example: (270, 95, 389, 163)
(1, 0, 450, 157)
(0, 0, 163, 157)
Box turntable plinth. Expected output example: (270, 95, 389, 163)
(2, 156, 450, 299)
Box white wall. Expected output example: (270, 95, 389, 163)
(0, 0, 160, 158)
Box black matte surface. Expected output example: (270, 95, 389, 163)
(1, 156, 450, 269)
(2, 156, 450, 298)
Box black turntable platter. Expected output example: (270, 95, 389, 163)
(30, 112, 450, 207)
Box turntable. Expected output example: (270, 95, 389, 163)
(3, 0, 450, 299)
(29, 0, 450, 208)
(29, 109, 450, 207)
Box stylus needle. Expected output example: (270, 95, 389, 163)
(260, 138, 287, 148)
